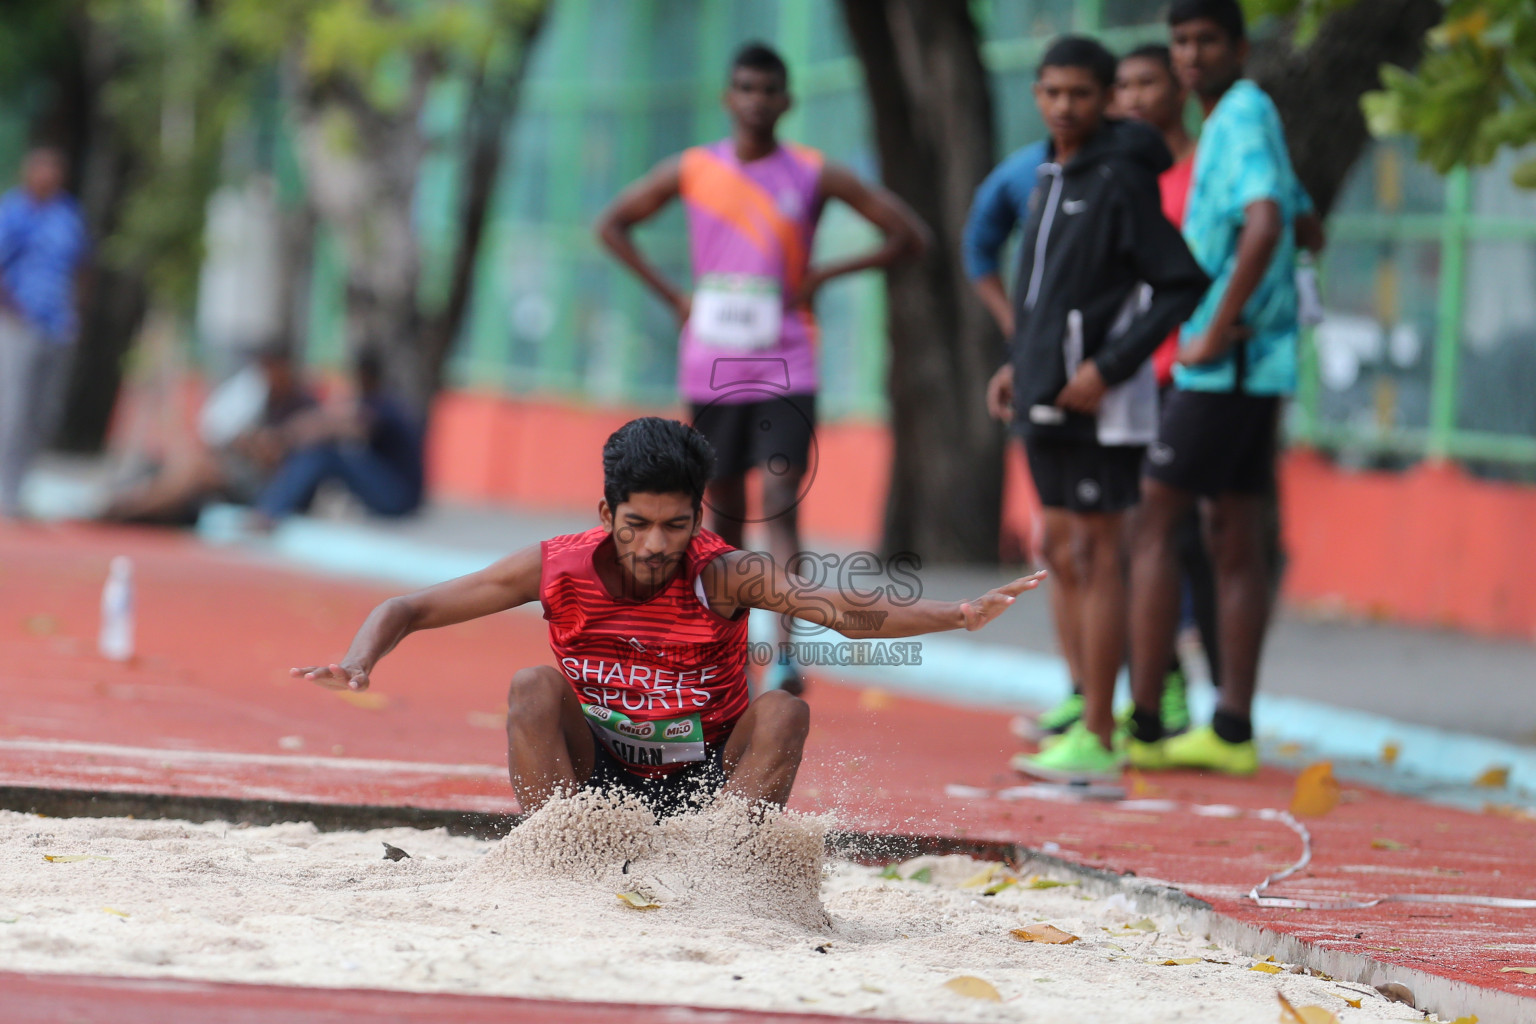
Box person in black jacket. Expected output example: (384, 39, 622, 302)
(987, 36, 1209, 782)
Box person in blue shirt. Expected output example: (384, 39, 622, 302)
(0, 148, 90, 519)
(1125, 0, 1310, 776)
(963, 139, 1048, 340)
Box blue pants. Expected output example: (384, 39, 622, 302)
(257, 442, 420, 520)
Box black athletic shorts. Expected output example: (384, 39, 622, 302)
(689, 392, 816, 480)
(1144, 390, 1280, 496)
(1023, 436, 1145, 513)
(582, 741, 727, 818)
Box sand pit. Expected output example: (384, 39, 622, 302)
(1, 798, 1425, 1023)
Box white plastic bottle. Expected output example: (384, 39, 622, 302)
(99, 556, 135, 662)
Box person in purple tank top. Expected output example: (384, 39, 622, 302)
(597, 42, 927, 695)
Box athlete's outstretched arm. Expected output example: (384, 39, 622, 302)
(702, 551, 1044, 639)
(594, 156, 689, 323)
(292, 544, 543, 691)
(797, 162, 930, 305)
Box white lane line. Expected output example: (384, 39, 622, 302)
(0, 738, 506, 779)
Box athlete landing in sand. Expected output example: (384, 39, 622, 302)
(294, 418, 1043, 817)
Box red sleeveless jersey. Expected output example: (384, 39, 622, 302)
(540, 527, 749, 777)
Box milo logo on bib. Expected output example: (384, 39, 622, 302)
(582, 704, 705, 768)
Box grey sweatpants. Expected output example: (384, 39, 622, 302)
(0, 313, 73, 516)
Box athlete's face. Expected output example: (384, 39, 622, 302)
(1170, 18, 1246, 101)
(1034, 66, 1109, 155)
(601, 492, 701, 590)
(724, 66, 790, 136)
(1115, 56, 1184, 133)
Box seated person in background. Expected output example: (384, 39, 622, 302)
(100, 343, 314, 526)
(252, 348, 424, 526)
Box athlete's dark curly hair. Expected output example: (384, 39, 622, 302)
(731, 41, 789, 87)
(1168, 0, 1246, 42)
(602, 417, 715, 512)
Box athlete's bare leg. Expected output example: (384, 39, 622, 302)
(704, 474, 747, 549)
(1039, 507, 1087, 699)
(1203, 492, 1271, 719)
(720, 689, 810, 807)
(504, 665, 597, 813)
(1129, 478, 1198, 719)
(1071, 509, 1128, 748)
(761, 463, 808, 692)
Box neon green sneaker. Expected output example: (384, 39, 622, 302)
(1037, 692, 1084, 735)
(1010, 722, 1124, 783)
(1125, 736, 1170, 770)
(1162, 725, 1259, 776)
(1161, 669, 1191, 736)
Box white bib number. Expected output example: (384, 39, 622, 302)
(691, 274, 782, 350)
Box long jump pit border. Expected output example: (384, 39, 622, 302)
(3, 781, 1530, 1024)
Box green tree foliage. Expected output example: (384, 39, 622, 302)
(1251, 0, 1536, 186)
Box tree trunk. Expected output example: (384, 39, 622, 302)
(51, 15, 149, 453)
(421, 4, 548, 396)
(293, 68, 432, 411)
(1250, 0, 1443, 216)
(840, 0, 1005, 564)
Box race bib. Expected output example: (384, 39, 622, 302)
(583, 704, 706, 768)
(690, 274, 782, 350)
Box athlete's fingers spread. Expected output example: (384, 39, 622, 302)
(995, 571, 1047, 597)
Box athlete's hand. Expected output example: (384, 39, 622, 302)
(790, 268, 829, 310)
(1055, 360, 1107, 414)
(292, 662, 371, 691)
(986, 364, 1015, 423)
(1177, 324, 1251, 367)
(959, 571, 1047, 631)
(671, 292, 692, 326)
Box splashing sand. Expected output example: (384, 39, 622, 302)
(0, 806, 1424, 1023)
(473, 790, 830, 928)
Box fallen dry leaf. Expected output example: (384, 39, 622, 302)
(1374, 982, 1415, 1006)
(381, 842, 410, 862)
(616, 892, 659, 910)
(1249, 962, 1284, 974)
(1025, 876, 1073, 890)
(1277, 992, 1339, 1024)
(1380, 742, 1400, 766)
(1473, 765, 1510, 788)
(1123, 917, 1158, 932)
(43, 855, 112, 863)
(1011, 924, 1079, 945)
(100, 906, 129, 918)
(1371, 838, 1408, 851)
(1161, 957, 1201, 965)
(961, 864, 1008, 889)
(943, 976, 1001, 1002)
(1290, 762, 1341, 817)
(1499, 966, 1536, 974)
(1334, 994, 1362, 1008)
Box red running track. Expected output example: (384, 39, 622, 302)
(2, 522, 1535, 1017)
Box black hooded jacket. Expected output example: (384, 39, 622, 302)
(1009, 118, 1210, 443)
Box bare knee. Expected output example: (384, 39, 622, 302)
(506, 666, 566, 721)
(1040, 523, 1080, 583)
(751, 689, 810, 749)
